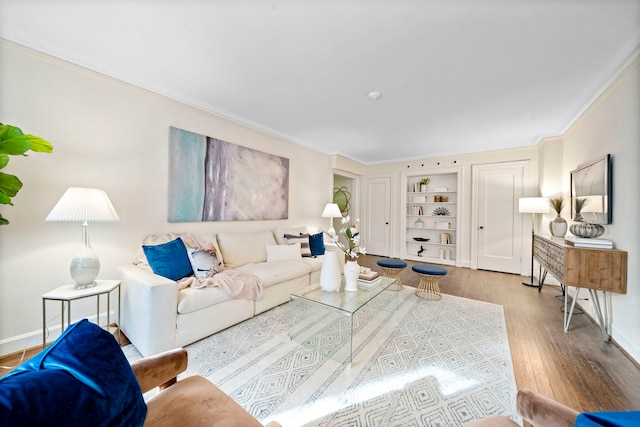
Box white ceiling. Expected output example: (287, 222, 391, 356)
(1, 1, 639, 164)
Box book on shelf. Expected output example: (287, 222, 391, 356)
(564, 235, 613, 249)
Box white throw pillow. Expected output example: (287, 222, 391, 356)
(266, 243, 303, 262)
(187, 247, 223, 279)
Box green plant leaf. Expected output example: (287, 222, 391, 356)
(0, 191, 12, 205)
(0, 213, 8, 225)
(24, 134, 53, 153)
(0, 153, 8, 169)
(0, 137, 31, 156)
(0, 124, 25, 140)
(0, 172, 23, 199)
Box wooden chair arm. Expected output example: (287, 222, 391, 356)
(517, 389, 579, 427)
(131, 348, 188, 393)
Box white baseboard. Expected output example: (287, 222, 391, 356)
(0, 311, 114, 359)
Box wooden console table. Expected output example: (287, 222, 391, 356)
(533, 234, 627, 341)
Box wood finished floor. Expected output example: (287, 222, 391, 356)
(2, 255, 639, 421)
(357, 254, 640, 417)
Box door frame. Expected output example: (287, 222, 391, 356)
(470, 160, 531, 273)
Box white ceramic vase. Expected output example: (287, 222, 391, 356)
(344, 260, 359, 292)
(320, 250, 341, 292)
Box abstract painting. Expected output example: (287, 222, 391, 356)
(169, 127, 289, 222)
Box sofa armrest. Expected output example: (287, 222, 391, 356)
(131, 348, 188, 394)
(517, 389, 579, 427)
(119, 264, 179, 357)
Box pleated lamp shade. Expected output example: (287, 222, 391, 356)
(46, 187, 119, 288)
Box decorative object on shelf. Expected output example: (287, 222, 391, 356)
(414, 218, 424, 228)
(333, 186, 351, 215)
(434, 195, 449, 202)
(570, 221, 605, 238)
(46, 187, 120, 288)
(434, 187, 448, 192)
(0, 123, 53, 225)
(433, 207, 450, 216)
(321, 203, 342, 236)
(417, 245, 425, 257)
(419, 178, 430, 192)
(518, 197, 550, 288)
(439, 233, 452, 244)
(320, 250, 341, 292)
(548, 196, 567, 237)
(343, 260, 360, 292)
(435, 221, 450, 229)
(411, 205, 424, 215)
(412, 237, 430, 242)
(569, 197, 605, 238)
(412, 195, 426, 203)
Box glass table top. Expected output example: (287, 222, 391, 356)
(290, 276, 397, 315)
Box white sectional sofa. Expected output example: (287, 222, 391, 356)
(119, 226, 342, 357)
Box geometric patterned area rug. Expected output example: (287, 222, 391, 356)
(124, 288, 521, 427)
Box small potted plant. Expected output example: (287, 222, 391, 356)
(419, 178, 430, 192)
(548, 196, 567, 237)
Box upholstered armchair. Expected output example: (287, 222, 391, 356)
(133, 347, 281, 427)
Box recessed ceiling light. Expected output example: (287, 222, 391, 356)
(368, 91, 382, 100)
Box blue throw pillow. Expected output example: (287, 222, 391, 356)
(0, 319, 146, 426)
(143, 237, 193, 280)
(309, 232, 325, 256)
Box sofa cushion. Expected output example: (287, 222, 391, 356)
(178, 286, 234, 314)
(273, 226, 309, 245)
(217, 230, 277, 268)
(237, 260, 311, 287)
(143, 238, 194, 281)
(309, 232, 325, 256)
(0, 319, 146, 427)
(301, 255, 323, 272)
(134, 232, 222, 267)
(266, 243, 302, 262)
(284, 233, 312, 257)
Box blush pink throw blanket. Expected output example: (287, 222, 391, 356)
(178, 270, 263, 300)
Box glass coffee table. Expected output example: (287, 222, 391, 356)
(289, 277, 398, 364)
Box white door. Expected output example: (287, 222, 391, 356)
(363, 176, 391, 256)
(476, 165, 524, 273)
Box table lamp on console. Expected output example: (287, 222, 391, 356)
(46, 187, 120, 289)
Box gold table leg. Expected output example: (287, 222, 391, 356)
(415, 273, 443, 301)
(380, 267, 404, 291)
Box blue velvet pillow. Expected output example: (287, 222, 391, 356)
(309, 232, 325, 256)
(143, 237, 193, 280)
(0, 319, 146, 426)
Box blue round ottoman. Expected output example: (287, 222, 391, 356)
(376, 259, 407, 290)
(412, 264, 447, 301)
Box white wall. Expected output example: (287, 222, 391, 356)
(0, 40, 333, 355)
(363, 147, 540, 269)
(560, 55, 640, 362)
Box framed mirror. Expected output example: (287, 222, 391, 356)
(570, 154, 611, 224)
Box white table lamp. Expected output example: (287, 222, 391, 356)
(46, 187, 120, 288)
(321, 203, 342, 237)
(519, 197, 549, 288)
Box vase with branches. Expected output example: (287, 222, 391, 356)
(548, 196, 567, 237)
(326, 216, 366, 291)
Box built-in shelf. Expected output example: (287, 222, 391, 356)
(402, 169, 462, 266)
